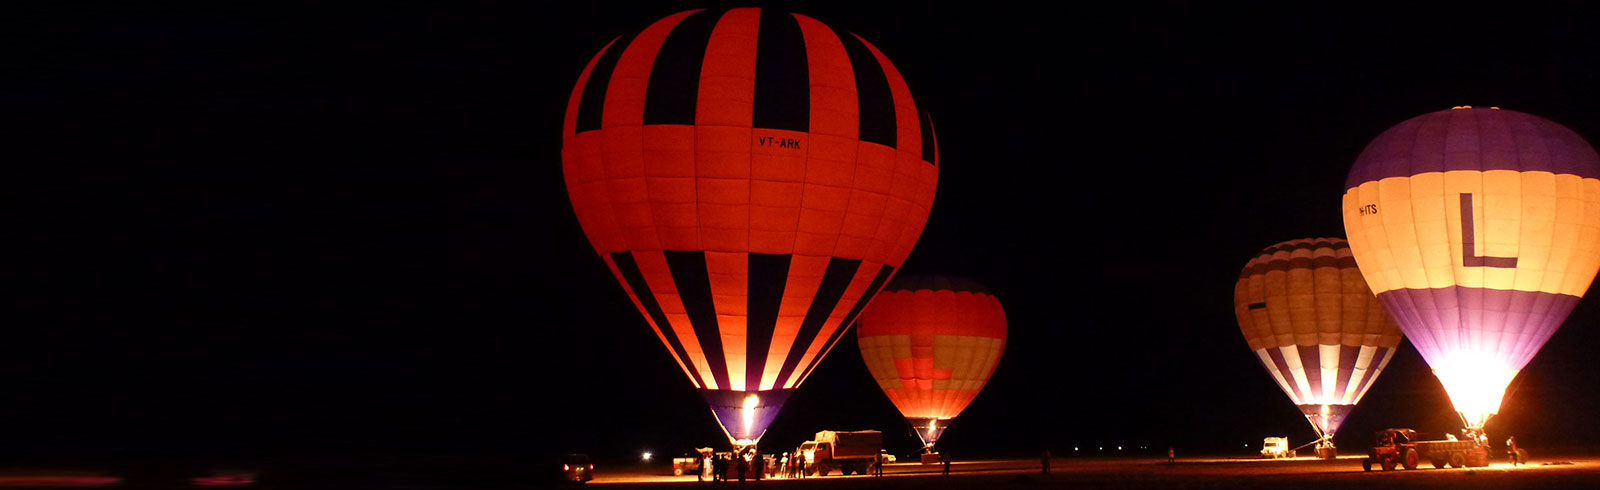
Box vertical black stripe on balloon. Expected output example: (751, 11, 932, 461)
(642, 10, 720, 125)
(751, 11, 809, 132)
(919, 111, 936, 165)
(745, 252, 792, 390)
(664, 250, 731, 391)
(834, 28, 895, 147)
(611, 251, 706, 390)
(575, 30, 641, 133)
(796, 264, 894, 383)
(773, 257, 865, 387)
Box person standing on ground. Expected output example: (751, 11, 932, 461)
(1506, 437, 1521, 466)
(1167, 447, 1175, 464)
(696, 452, 706, 484)
(1041, 449, 1051, 474)
(736, 450, 747, 484)
(942, 453, 951, 476)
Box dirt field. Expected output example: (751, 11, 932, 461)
(589, 453, 1600, 489)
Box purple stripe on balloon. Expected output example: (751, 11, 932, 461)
(1375, 287, 1580, 372)
(1351, 346, 1389, 399)
(1297, 345, 1323, 400)
(1336, 346, 1360, 399)
(1346, 108, 1600, 189)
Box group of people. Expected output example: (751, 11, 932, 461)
(695, 448, 760, 484)
(776, 450, 808, 478)
(695, 449, 893, 480)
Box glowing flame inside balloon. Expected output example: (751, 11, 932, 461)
(741, 394, 760, 441)
(1430, 350, 1519, 429)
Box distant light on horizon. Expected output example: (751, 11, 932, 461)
(642, 451, 653, 462)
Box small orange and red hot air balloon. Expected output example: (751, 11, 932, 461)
(562, 8, 939, 449)
(858, 276, 1005, 452)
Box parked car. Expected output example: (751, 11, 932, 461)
(561, 454, 594, 484)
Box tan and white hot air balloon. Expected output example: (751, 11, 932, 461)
(1234, 237, 1405, 458)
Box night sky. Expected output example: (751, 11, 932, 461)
(17, 1, 1600, 469)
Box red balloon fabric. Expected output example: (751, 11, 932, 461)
(562, 8, 939, 445)
(858, 277, 1004, 447)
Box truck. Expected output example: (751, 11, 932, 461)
(797, 430, 883, 476)
(1260, 437, 1296, 458)
(1361, 428, 1490, 471)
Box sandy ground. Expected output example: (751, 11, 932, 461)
(587, 453, 1600, 489)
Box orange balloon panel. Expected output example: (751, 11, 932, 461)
(562, 8, 939, 444)
(1233, 238, 1403, 437)
(858, 276, 1004, 444)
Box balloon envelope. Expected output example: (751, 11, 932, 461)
(1234, 238, 1403, 439)
(562, 8, 939, 445)
(858, 276, 1005, 448)
(1342, 107, 1600, 428)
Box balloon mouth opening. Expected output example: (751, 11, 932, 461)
(1429, 355, 1517, 430)
(1299, 404, 1353, 440)
(704, 389, 794, 448)
(907, 417, 952, 449)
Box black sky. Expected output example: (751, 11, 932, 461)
(15, 2, 1600, 467)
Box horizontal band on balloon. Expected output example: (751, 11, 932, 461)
(879, 275, 994, 295)
(1345, 108, 1600, 189)
(858, 335, 1004, 381)
(564, 125, 937, 262)
(1237, 255, 1359, 279)
(1256, 239, 1351, 255)
(1342, 170, 1600, 296)
(1374, 287, 1578, 370)
(858, 290, 1006, 338)
(1257, 344, 1394, 406)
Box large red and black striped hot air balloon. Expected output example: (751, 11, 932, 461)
(1343, 107, 1600, 434)
(1234, 238, 1404, 458)
(561, 8, 939, 449)
(858, 276, 1005, 453)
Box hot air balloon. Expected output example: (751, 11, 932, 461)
(1234, 238, 1404, 458)
(1342, 107, 1600, 434)
(561, 8, 939, 450)
(858, 276, 1005, 453)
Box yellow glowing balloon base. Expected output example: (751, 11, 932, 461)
(1430, 352, 1518, 430)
